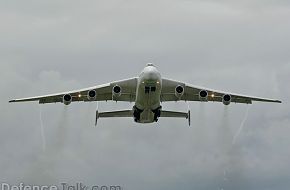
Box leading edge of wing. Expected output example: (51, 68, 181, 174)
(8, 77, 138, 103)
(8, 83, 109, 103)
(163, 78, 281, 103)
(185, 83, 282, 103)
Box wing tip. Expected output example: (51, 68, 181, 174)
(269, 100, 282, 103)
(9, 100, 16, 103)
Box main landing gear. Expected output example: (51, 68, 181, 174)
(152, 106, 162, 122)
(133, 105, 143, 122)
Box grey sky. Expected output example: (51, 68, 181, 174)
(0, 0, 289, 190)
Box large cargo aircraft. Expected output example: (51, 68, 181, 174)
(9, 63, 281, 126)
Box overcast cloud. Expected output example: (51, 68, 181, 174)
(0, 0, 289, 190)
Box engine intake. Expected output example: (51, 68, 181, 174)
(113, 85, 122, 97)
(175, 85, 184, 99)
(222, 94, 231, 105)
(87, 90, 97, 101)
(63, 94, 72, 105)
(199, 90, 208, 101)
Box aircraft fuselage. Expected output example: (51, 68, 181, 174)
(134, 64, 162, 123)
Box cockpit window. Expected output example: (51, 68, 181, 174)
(145, 86, 150, 94)
(147, 63, 154, 67)
(145, 86, 156, 93)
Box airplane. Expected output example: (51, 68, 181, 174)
(9, 63, 281, 126)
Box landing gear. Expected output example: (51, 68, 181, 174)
(133, 106, 143, 122)
(152, 106, 162, 122)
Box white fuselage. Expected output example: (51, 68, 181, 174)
(135, 65, 162, 123)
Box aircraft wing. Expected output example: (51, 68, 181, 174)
(9, 78, 138, 104)
(161, 78, 282, 104)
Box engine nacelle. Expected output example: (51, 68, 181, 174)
(222, 94, 231, 105)
(175, 85, 184, 99)
(112, 85, 122, 97)
(199, 90, 208, 101)
(63, 94, 72, 105)
(87, 90, 97, 101)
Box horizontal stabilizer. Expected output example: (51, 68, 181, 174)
(98, 110, 133, 118)
(160, 110, 191, 126)
(96, 110, 133, 126)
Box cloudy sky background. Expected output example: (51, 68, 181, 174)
(0, 0, 289, 189)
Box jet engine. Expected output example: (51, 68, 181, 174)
(199, 90, 208, 101)
(112, 85, 122, 97)
(63, 94, 72, 105)
(175, 85, 184, 99)
(222, 94, 231, 105)
(87, 90, 97, 101)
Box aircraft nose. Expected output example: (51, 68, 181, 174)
(143, 71, 159, 80)
(148, 72, 156, 78)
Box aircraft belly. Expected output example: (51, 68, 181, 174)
(136, 85, 161, 109)
(135, 83, 161, 123)
(139, 109, 155, 123)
